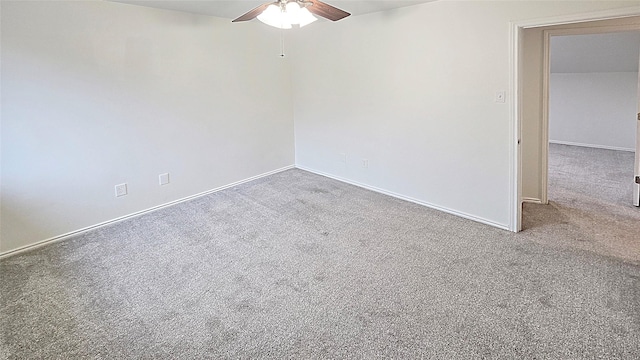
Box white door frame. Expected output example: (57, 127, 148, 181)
(509, 7, 640, 232)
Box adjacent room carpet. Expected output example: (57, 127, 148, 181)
(2, 146, 639, 358)
(523, 143, 640, 263)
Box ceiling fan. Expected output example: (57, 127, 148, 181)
(232, 0, 351, 29)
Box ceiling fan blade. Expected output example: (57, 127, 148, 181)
(307, 0, 350, 21)
(232, 2, 273, 22)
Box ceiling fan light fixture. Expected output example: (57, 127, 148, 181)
(285, 1, 301, 17)
(233, 0, 349, 25)
(257, 4, 292, 29)
(257, 1, 317, 29)
(296, 7, 318, 27)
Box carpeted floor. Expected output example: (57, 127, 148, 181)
(1, 144, 639, 358)
(523, 143, 640, 263)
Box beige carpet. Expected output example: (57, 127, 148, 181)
(523, 143, 640, 263)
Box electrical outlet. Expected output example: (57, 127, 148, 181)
(339, 153, 347, 164)
(362, 159, 369, 168)
(115, 183, 127, 197)
(159, 173, 170, 186)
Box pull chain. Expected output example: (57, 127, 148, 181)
(280, 29, 285, 57)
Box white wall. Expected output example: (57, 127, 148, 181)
(291, 0, 640, 228)
(1, 1, 294, 253)
(549, 72, 638, 151)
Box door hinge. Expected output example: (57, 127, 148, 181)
(636, 176, 640, 184)
(637, 113, 640, 121)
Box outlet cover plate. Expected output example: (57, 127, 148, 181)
(115, 183, 127, 197)
(159, 173, 170, 186)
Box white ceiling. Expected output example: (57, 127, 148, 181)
(107, 1, 640, 73)
(109, 0, 436, 20)
(551, 32, 640, 73)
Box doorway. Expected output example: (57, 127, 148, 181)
(512, 13, 640, 232)
(542, 28, 640, 207)
(546, 31, 640, 212)
(513, 14, 640, 259)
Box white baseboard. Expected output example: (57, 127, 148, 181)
(295, 166, 510, 231)
(522, 197, 543, 204)
(549, 140, 635, 152)
(0, 165, 295, 259)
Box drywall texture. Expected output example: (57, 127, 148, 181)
(521, 16, 640, 202)
(291, 0, 640, 228)
(549, 72, 638, 151)
(1, 1, 294, 253)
